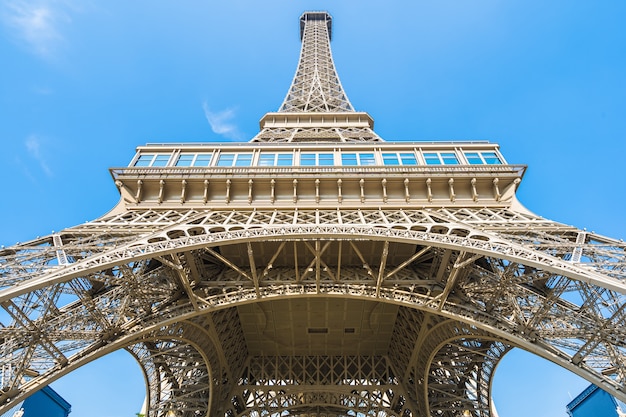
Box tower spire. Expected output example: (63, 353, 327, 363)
(252, 11, 382, 142)
(279, 12, 354, 113)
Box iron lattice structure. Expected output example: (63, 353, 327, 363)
(1, 11, 626, 417)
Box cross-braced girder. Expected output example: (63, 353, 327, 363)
(227, 355, 412, 417)
(279, 12, 353, 113)
(1, 207, 626, 416)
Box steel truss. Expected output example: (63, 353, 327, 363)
(1, 207, 626, 416)
(228, 355, 412, 417)
(279, 12, 353, 113)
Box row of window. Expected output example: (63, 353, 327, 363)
(133, 150, 503, 167)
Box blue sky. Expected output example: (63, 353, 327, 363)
(1, 1, 625, 416)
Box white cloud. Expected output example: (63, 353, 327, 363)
(1, 0, 71, 58)
(25, 135, 53, 176)
(203, 102, 244, 141)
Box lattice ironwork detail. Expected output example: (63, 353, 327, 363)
(251, 126, 383, 143)
(227, 355, 412, 417)
(0, 206, 625, 416)
(279, 12, 353, 113)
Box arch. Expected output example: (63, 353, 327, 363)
(413, 318, 510, 417)
(2, 221, 622, 300)
(1, 219, 626, 415)
(129, 337, 211, 417)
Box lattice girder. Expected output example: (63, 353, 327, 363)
(227, 355, 412, 417)
(1, 207, 626, 415)
(279, 12, 353, 113)
(387, 309, 510, 416)
(128, 311, 248, 417)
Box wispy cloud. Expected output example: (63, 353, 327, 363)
(25, 135, 53, 176)
(1, 0, 72, 59)
(203, 102, 244, 141)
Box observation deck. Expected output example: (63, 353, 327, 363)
(111, 141, 524, 211)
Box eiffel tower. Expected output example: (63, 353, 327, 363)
(1, 10, 626, 417)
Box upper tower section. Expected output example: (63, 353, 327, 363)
(251, 12, 382, 143)
(279, 12, 353, 113)
(113, 11, 524, 212)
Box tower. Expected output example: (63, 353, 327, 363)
(1, 9, 625, 417)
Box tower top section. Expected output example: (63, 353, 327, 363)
(278, 11, 354, 113)
(299, 11, 332, 40)
(251, 11, 382, 142)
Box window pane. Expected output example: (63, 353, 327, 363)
(319, 153, 334, 166)
(360, 153, 376, 165)
(382, 153, 399, 165)
(217, 154, 235, 166)
(276, 154, 293, 166)
(134, 154, 153, 167)
(465, 152, 483, 165)
(300, 153, 316, 166)
(235, 153, 252, 167)
(423, 153, 441, 165)
(193, 154, 212, 166)
(441, 153, 459, 165)
(342, 153, 358, 166)
(258, 153, 275, 166)
(152, 154, 170, 167)
(399, 153, 417, 165)
(482, 152, 502, 165)
(175, 154, 194, 167)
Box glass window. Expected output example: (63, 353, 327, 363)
(299, 153, 335, 166)
(258, 153, 293, 166)
(133, 153, 172, 167)
(152, 155, 170, 166)
(277, 154, 293, 166)
(258, 153, 275, 166)
(441, 153, 459, 165)
(400, 153, 418, 165)
(424, 153, 441, 165)
(318, 153, 334, 166)
(234, 153, 252, 167)
(382, 153, 399, 165)
(300, 153, 316, 166)
(217, 154, 235, 166)
(465, 152, 483, 165)
(463, 151, 503, 165)
(382, 152, 418, 166)
(134, 154, 154, 167)
(175, 154, 194, 167)
(482, 152, 502, 165)
(342, 153, 376, 166)
(194, 153, 212, 166)
(342, 153, 358, 166)
(424, 152, 459, 165)
(360, 153, 376, 165)
(216, 152, 252, 167)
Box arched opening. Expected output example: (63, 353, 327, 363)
(492, 349, 588, 417)
(49, 349, 146, 416)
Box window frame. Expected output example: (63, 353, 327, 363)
(216, 152, 253, 167)
(174, 153, 214, 167)
(341, 152, 376, 166)
(382, 152, 418, 166)
(258, 152, 294, 167)
(133, 153, 172, 167)
(299, 152, 336, 166)
(463, 151, 503, 165)
(423, 151, 460, 165)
